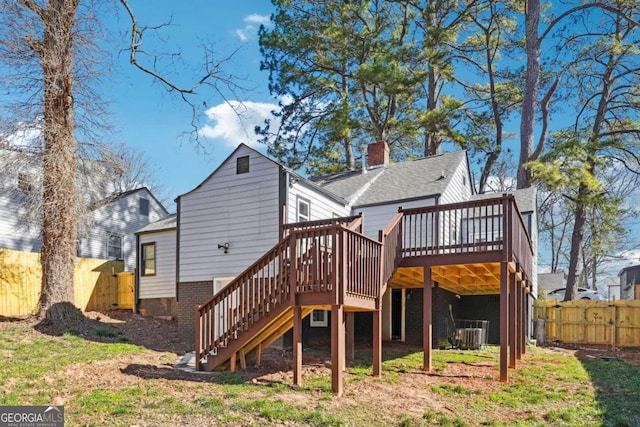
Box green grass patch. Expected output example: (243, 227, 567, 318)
(6, 323, 640, 426)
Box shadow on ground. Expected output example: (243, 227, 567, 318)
(576, 349, 640, 426)
(32, 303, 186, 354)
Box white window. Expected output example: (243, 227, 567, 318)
(107, 233, 123, 259)
(297, 197, 310, 222)
(309, 309, 328, 327)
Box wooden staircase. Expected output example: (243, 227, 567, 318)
(195, 215, 400, 372)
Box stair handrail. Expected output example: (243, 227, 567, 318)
(195, 235, 292, 369)
(282, 214, 362, 234)
(196, 220, 384, 370)
(379, 211, 404, 288)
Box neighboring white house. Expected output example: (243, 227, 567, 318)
(137, 141, 539, 347)
(0, 146, 169, 271)
(78, 187, 169, 270)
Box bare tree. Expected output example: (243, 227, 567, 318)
(0, 1, 234, 321)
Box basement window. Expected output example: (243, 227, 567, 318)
(310, 310, 328, 327)
(237, 156, 250, 174)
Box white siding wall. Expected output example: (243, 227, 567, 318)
(139, 229, 177, 299)
(356, 198, 437, 240)
(287, 182, 349, 223)
(439, 157, 473, 205)
(0, 193, 41, 252)
(80, 189, 167, 270)
(527, 211, 539, 296)
(178, 146, 281, 283)
(0, 154, 43, 252)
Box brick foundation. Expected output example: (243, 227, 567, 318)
(177, 281, 214, 349)
(405, 286, 462, 347)
(137, 297, 178, 318)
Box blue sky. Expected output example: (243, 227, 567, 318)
(22, 1, 631, 289)
(104, 1, 277, 207)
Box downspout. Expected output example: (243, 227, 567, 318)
(280, 168, 289, 239)
(134, 233, 140, 313)
(175, 197, 181, 301)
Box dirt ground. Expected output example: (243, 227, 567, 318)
(5, 310, 640, 425)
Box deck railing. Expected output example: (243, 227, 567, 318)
(401, 195, 532, 265)
(196, 221, 382, 368)
(507, 197, 534, 275)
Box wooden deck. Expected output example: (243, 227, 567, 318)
(195, 195, 534, 395)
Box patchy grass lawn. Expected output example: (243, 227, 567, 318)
(2, 320, 640, 426)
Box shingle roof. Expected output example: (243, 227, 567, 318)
(313, 151, 466, 207)
(136, 214, 176, 234)
(471, 186, 537, 213)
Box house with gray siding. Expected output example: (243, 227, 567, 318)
(618, 265, 640, 299)
(0, 146, 169, 271)
(136, 141, 538, 352)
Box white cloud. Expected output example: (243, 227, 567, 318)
(244, 14, 271, 26)
(198, 100, 280, 148)
(235, 13, 271, 42)
(236, 27, 252, 42)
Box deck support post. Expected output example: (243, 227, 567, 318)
(522, 288, 528, 355)
(516, 280, 523, 361)
(509, 271, 517, 369)
(346, 312, 355, 365)
(331, 304, 345, 396)
(372, 308, 382, 377)
(423, 266, 432, 372)
(293, 306, 303, 386)
(500, 261, 509, 382)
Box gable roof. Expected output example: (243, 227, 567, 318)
(88, 187, 169, 215)
(177, 143, 349, 206)
(177, 144, 281, 199)
(313, 151, 467, 207)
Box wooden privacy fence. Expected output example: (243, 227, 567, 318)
(0, 248, 135, 317)
(534, 298, 640, 348)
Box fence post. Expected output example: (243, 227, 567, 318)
(611, 297, 617, 349)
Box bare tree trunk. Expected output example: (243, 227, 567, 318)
(517, 0, 540, 189)
(35, 0, 81, 321)
(424, 7, 441, 157)
(564, 195, 586, 301)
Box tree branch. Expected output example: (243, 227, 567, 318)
(531, 76, 559, 161)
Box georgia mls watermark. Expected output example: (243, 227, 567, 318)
(0, 406, 64, 427)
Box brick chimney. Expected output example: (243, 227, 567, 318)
(367, 140, 389, 169)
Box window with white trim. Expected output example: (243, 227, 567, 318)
(309, 309, 328, 327)
(141, 242, 156, 276)
(107, 233, 123, 259)
(297, 197, 310, 222)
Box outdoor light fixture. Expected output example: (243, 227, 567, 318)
(218, 242, 230, 254)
